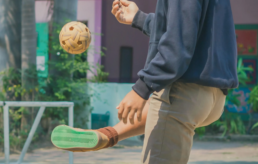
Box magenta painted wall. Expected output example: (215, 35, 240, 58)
(230, 0, 258, 24)
(102, 0, 258, 83)
(101, 0, 157, 82)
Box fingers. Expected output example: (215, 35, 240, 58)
(115, 9, 122, 22)
(118, 102, 138, 124)
(112, 0, 123, 22)
(112, 0, 129, 23)
(118, 106, 141, 124)
(128, 109, 136, 124)
(112, 0, 120, 7)
(137, 109, 142, 122)
(120, 0, 130, 6)
(117, 103, 124, 121)
(122, 105, 131, 124)
(111, 3, 120, 15)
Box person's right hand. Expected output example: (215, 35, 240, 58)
(111, 0, 139, 25)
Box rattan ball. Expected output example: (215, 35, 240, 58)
(59, 21, 91, 54)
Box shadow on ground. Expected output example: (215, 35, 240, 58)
(191, 141, 258, 150)
(189, 161, 258, 164)
(117, 139, 143, 147)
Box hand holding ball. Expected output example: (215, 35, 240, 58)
(59, 21, 91, 54)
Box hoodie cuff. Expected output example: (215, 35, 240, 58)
(132, 79, 154, 100)
(132, 10, 148, 31)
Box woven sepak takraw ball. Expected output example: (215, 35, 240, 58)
(59, 21, 91, 54)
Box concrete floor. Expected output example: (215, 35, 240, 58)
(1, 141, 258, 164)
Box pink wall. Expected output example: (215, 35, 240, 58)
(36, 0, 258, 82)
(94, 0, 102, 65)
(102, 0, 157, 82)
(35, 1, 52, 23)
(102, 0, 258, 83)
(230, 0, 258, 24)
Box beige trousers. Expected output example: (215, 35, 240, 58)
(141, 82, 226, 164)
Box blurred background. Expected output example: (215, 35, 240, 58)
(0, 0, 258, 163)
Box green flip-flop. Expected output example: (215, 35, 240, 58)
(51, 125, 100, 150)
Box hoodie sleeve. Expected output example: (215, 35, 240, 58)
(132, 10, 155, 37)
(132, 0, 203, 100)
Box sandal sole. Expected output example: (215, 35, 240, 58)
(51, 125, 99, 149)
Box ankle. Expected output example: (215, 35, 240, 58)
(97, 127, 119, 148)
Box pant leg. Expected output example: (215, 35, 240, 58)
(141, 82, 217, 164)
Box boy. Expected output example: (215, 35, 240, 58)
(51, 0, 238, 163)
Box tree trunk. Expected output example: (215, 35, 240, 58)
(0, 0, 21, 71)
(21, 0, 36, 71)
(52, 0, 78, 29)
(21, 0, 37, 131)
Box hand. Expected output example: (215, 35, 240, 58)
(116, 90, 147, 124)
(111, 0, 139, 25)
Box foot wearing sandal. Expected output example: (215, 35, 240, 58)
(51, 125, 119, 152)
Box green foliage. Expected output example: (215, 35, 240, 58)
(251, 122, 258, 130)
(225, 58, 253, 106)
(0, 66, 40, 151)
(237, 58, 254, 85)
(195, 127, 205, 139)
(225, 89, 241, 107)
(196, 114, 247, 138)
(0, 29, 109, 151)
(250, 88, 258, 131)
(89, 64, 109, 83)
(228, 116, 246, 134)
(211, 120, 228, 137)
(248, 85, 258, 112)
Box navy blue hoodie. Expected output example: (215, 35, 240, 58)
(132, 0, 238, 100)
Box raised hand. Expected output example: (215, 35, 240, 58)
(111, 0, 139, 25)
(117, 90, 147, 125)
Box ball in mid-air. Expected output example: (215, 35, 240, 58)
(59, 21, 91, 54)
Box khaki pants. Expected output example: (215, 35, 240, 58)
(141, 82, 226, 164)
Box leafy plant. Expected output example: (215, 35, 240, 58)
(248, 85, 258, 112)
(195, 127, 206, 139)
(0, 29, 108, 151)
(251, 122, 258, 130)
(211, 120, 228, 137)
(237, 58, 254, 85)
(0, 66, 40, 151)
(225, 58, 253, 106)
(229, 116, 246, 134)
(249, 86, 258, 132)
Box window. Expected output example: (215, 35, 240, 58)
(119, 47, 133, 83)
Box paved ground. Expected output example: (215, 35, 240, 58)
(1, 140, 258, 164)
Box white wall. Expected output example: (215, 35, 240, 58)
(90, 83, 133, 127)
(89, 83, 141, 141)
(35, 1, 51, 23)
